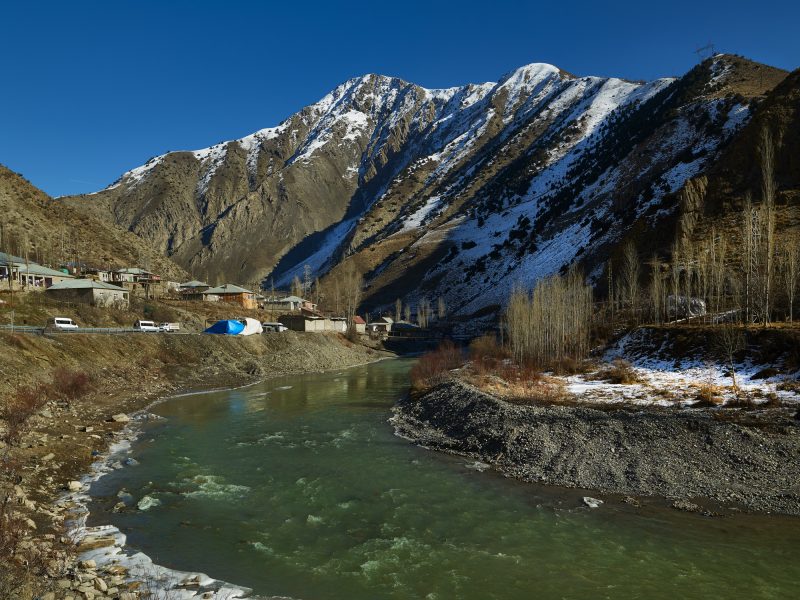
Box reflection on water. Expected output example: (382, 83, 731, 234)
(88, 359, 800, 600)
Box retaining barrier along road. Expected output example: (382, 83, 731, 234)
(0, 325, 192, 335)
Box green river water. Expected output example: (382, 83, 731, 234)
(87, 359, 800, 599)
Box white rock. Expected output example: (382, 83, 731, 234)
(67, 481, 82, 492)
(582, 496, 604, 508)
(136, 495, 161, 511)
(111, 413, 130, 423)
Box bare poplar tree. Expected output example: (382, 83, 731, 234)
(340, 263, 363, 330)
(621, 240, 640, 323)
(437, 297, 447, 320)
(505, 271, 592, 367)
(760, 125, 776, 326)
(714, 324, 745, 392)
(417, 298, 430, 328)
(741, 192, 755, 323)
(291, 275, 303, 299)
(779, 233, 800, 322)
(395, 298, 402, 322)
(303, 264, 312, 296)
(669, 243, 681, 322)
(648, 257, 663, 325)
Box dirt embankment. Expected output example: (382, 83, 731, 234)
(0, 331, 390, 597)
(393, 379, 800, 516)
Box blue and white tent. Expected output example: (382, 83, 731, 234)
(204, 319, 245, 335)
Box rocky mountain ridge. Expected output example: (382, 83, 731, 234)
(63, 55, 792, 314)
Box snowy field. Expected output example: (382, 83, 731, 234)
(564, 332, 800, 408)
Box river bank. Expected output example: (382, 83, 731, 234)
(392, 379, 800, 516)
(0, 331, 392, 598)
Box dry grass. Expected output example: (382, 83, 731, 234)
(466, 360, 575, 406)
(776, 378, 800, 394)
(694, 382, 725, 406)
(589, 359, 644, 384)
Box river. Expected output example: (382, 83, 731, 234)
(86, 359, 800, 599)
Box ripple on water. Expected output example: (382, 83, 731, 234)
(182, 475, 251, 501)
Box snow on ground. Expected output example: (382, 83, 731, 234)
(400, 196, 442, 232)
(563, 331, 800, 408)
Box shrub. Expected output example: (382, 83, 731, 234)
(1, 384, 49, 446)
(694, 382, 724, 406)
(469, 334, 509, 362)
(591, 359, 643, 384)
(551, 356, 592, 375)
(410, 341, 463, 390)
(51, 367, 92, 401)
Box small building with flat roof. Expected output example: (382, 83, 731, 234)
(46, 279, 129, 307)
(203, 283, 257, 310)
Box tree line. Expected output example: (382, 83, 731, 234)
(610, 126, 798, 327)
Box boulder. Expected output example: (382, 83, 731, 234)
(582, 496, 604, 508)
(111, 413, 130, 423)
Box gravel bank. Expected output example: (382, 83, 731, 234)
(392, 379, 800, 515)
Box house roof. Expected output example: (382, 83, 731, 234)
(47, 279, 127, 292)
(353, 316, 366, 324)
(0, 251, 26, 264)
(1, 252, 74, 278)
(380, 316, 394, 323)
(16, 263, 74, 278)
(203, 283, 254, 295)
(180, 280, 209, 288)
(393, 321, 421, 330)
(116, 267, 153, 275)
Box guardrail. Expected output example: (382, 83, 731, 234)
(0, 325, 192, 335)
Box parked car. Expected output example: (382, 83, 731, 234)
(46, 317, 79, 330)
(261, 322, 288, 333)
(133, 320, 159, 332)
(158, 322, 181, 332)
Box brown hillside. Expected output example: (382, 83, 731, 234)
(0, 165, 187, 280)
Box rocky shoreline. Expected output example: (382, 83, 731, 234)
(1, 331, 391, 599)
(392, 379, 800, 516)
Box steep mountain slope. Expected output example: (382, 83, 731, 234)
(322, 55, 789, 313)
(65, 55, 789, 314)
(0, 166, 187, 280)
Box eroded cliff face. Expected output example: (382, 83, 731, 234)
(65, 56, 793, 314)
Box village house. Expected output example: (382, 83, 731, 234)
(177, 280, 211, 300)
(353, 315, 366, 334)
(203, 283, 258, 309)
(261, 295, 318, 313)
(179, 280, 210, 293)
(110, 267, 163, 298)
(0, 251, 75, 289)
(367, 316, 394, 334)
(84, 268, 114, 283)
(45, 279, 130, 307)
(389, 321, 433, 339)
(278, 313, 347, 332)
(112, 267, 161, 285)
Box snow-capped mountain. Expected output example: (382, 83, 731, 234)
(66, 54, 790, 316)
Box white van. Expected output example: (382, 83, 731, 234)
(133, 320, 159, 332)
(47, 317, 79, 330)
(261, 322, 288, 333)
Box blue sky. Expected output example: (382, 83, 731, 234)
(1, 0, 797, 197)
